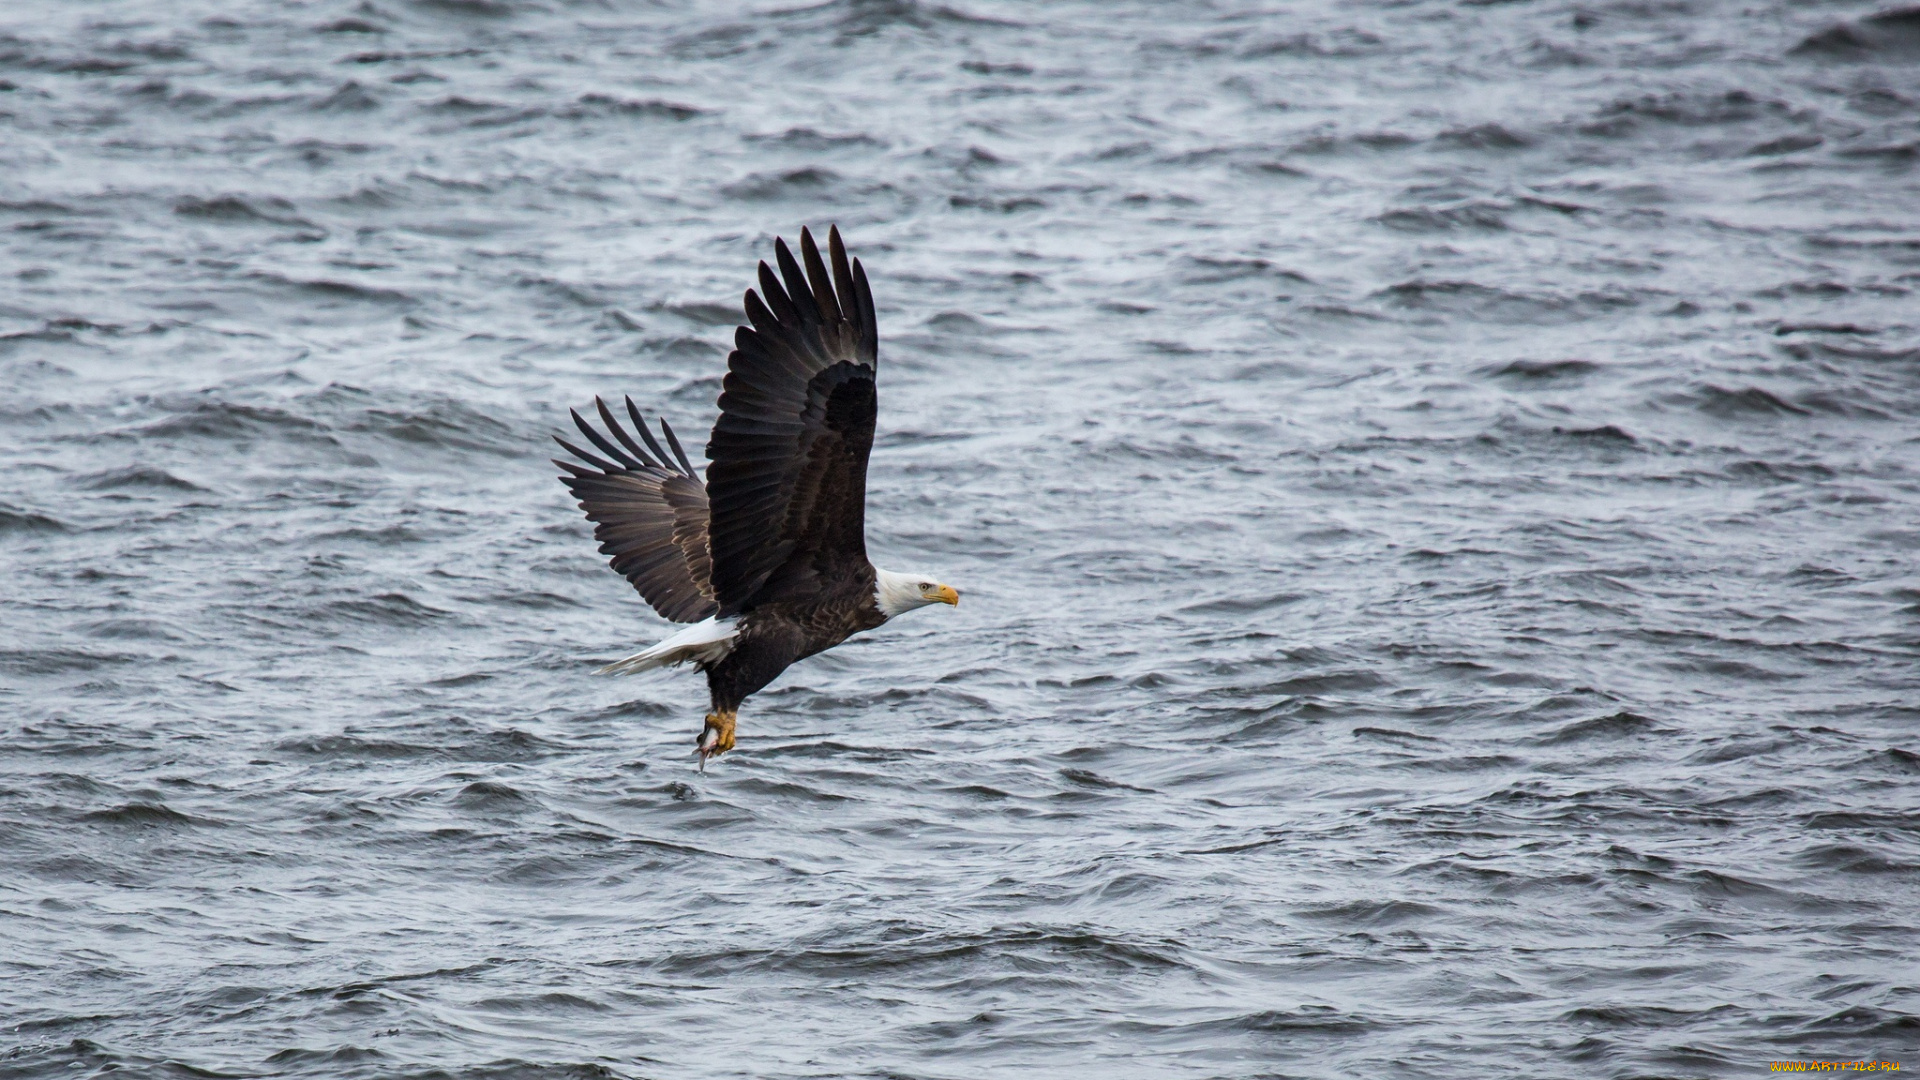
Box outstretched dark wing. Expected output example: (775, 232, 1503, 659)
(554, 397, 718, 624)
(706, 225, 879, 616)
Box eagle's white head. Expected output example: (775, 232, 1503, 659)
(874, 567, 961, 618)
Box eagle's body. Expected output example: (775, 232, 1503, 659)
(554, 227, 957, 765)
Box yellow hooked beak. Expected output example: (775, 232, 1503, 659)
(932, 584, 960, 606)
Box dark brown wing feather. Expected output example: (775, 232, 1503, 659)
(554, 397, 718, 623)
(705, 225, 879, 616)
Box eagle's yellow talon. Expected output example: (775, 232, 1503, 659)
(696, 711, 736, 770)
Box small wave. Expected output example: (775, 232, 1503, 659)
(469, 992, 612, 1014)
(1058, 768, 1154, 793)
(813, 0, 1025, 36)
(78, 801, 202, 828)
(455, 780, 536, 810)
(0, 505, 68, 533)
(651, 337, 726, 367)
(745, 126, 880, 150)
(728, 777, 854, 802)
(923, 310, 994, 334)
(480, 591, 582, 609)
(597, 308, 643, 332)
(1724, 460, 1836, 483)
(314, 525, 429, 544)
(136, 401, 328, 440)
(1837, 140, 1920, 159)
(311, 80, 381, 112)
(1774, 320, 1875, 336)
(316, 17, 387, 33)
(0, 328, 84, 354)
(315, 593, 450, 626)
(416, 0, 518, 16)
(404, 1059, 622, 1079)
(751, 739, 933, 760)
(0, 199, 81, 216)
(1288, 130, 1418, 157)
(1388, 753, 1522, 773)
(7, 1011, 129, 1036)
(1798, 1005, 1920, 1038)
(173, 194, 314, 228)
(1865, 747, 1920, 774)
(1234, 159, 1310, 179)
(719, 167, 842, 200)
(249, 272, 415, 306)
(1487, 358, 1599, 380)
(1563, 1004, 1731, 1029)
(452, 728, 560, 763)
(1747, 133, 1823, 156)
(668, 23, 761, 60)
(1376, 203, 1509, 232)
(1239, 29, 1385, 59)
(1353, 726, 1440, 743)
(1800, 810, 1920, 831)
(80, 466, 206, 491)
(1432, 123, 1531, 150)
(1683, 868, 1785, 899)
(654, 300, 743, 326)
(1180, 592, 1305, 614)
(1298, 302, 1389, 323)
(79, 618, 188, 641)
(1695, 385, 1812, 417)
(1777, 338, 1920, 363)
(1794, 843, 1910, 874)
(1175, 255, 1310, 284)
(276, 734, 435, 760)
(1295, 899, 1440, 926)
(1141, 1006, 1380, 1039)
(344, 400, 518, 453)
(574, 699, 674, 722)
(1792, 8, 1920, 60)
(1686, 735, 1797, 764)
(1850, 87, 1918, 115)
(1261, 671, 1387, 694)
(1376, 279, 1638, 324)
(561, 94, 704, 121)
(1537, 711, 1664, 744)
(1584, 89, 1790, 135)
(0, 1039, 143, 1078)
(264, 1046, 388, 1066)
(948, 194, 1044, 212)
(127, 81, 248, 114)
(0, 647, 136, 674)
(27, 317, 118, 338)
(1554, 424, 1636, 444)
(941, 782, 1012, 801)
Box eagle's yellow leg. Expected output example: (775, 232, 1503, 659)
(697, 710, 736, 770)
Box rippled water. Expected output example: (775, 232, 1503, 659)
(4, 1, 1920, 1076)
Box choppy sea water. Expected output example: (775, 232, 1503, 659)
(4, 1, 1920, 1076)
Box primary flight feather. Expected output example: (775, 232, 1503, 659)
(554, 226, 959, 767)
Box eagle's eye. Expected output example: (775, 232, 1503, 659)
(918, 582, 931, 590)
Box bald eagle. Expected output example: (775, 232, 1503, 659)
(554, 226, 959, 767)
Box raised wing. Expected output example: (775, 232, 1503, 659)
(705, 225, 879, 616)
(554, 397, 718, 624)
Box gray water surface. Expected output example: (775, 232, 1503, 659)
(3, 1, 1920, 1077)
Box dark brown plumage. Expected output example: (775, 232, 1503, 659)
(553, 398, 716, 624)
(706, 220, 878, 616)
(553, 226, 956, 767)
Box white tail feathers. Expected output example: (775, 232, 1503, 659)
(600, 616, 739, 675)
